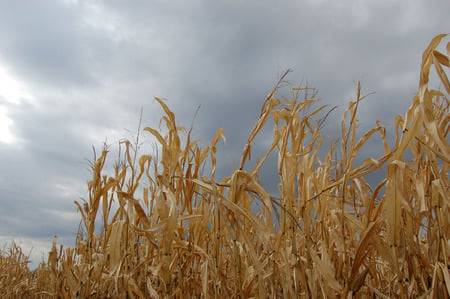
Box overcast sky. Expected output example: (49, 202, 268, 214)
(0, 0, 448, 269)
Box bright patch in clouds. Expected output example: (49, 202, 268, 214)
(0, 65, 33, 144)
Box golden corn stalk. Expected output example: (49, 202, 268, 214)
(1, 33, 449, 298)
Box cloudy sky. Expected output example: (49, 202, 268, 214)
(0, 0, 448, 268)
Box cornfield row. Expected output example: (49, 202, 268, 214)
(1, 34, 449, 298)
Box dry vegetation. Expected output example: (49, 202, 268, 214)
(1, 34, 449, 298)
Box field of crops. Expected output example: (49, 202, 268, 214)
(1, 34, 449, 298)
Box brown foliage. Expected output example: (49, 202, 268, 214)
(1, 34, 449, 298)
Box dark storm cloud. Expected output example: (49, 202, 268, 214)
(0, 100, 88, 239)
(0, 0, 160, 92)
(0, 1, 96, 87)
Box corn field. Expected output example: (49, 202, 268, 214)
(1, 34, 449, 298)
